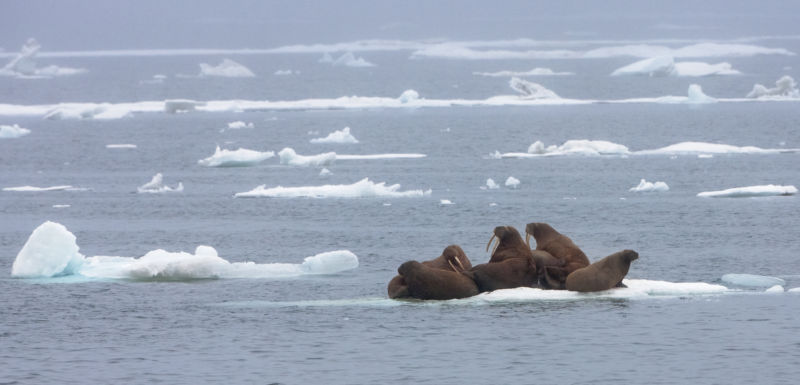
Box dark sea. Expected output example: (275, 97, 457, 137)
(1, 17, 799, 385)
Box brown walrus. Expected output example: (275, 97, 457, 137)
(396, 260, 479, 300)
(565, 249, 639, 292)
(486, 225, 533, 263)
(464, 226, 543, 292)
(525, 222, 591, 289)
(387, 245, 476, 299)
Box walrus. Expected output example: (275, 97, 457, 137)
(463, 226, 543, 292)
(565, 249, 639, 292)
(388, 245, 476, 299)
(396, 260, 479, 300)
(525, 222, 591, 289)
(486, 225, 533, 263)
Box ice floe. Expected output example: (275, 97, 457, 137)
(11, 221, 358, 280)
(483, 178, 500, 190)
(319, 168, 332, 177)
(235, 178, 431, 199)
(310, 126, 359, 144)
(505, 176, 520, 189)
(746, 75, 799, 99)
(722, 273, 786, 288)
(440, 199, 454, 205)
(0, 124, 30, 138)
(3, 185, 83, 192)
(137, 173, 183, 193)
(474, 67, 574, 77)
(273, 69, 295, 76)
(398, 89, 420, 103)
(106, 144, 137, 149)
(0, 39, 86, 78)
(503, 140, 631, 158)
(227, 121, 254, 129)
(629, 179, 669, 192)
(198, 58, 255, 77)
(278, 148, 336, 167)
(197, 146, 275, 167)
(331, 52, 375, 67)
(611, 56, 740, 77)
(508, 77, 560, 99)
(687, 84, 717, 104)
(697, 185, 797, 198)
(636, 142, 797, 155)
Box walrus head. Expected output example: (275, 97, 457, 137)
(486, 226, 524, 255)
(524, 222, 556, 248)
(440, 244, 471, 272)
(619, 249, 639, 263)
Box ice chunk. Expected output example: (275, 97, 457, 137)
(164, 99, 205, 114)
(235, 178, 431, 199)
(106, 144, 137, 149)
(1, 38, 86, 78)
(765, 285, 785, 293)
(198, 58, 255, 78)
(612, 56, 675, 77)
(398, 89, 420, 103)
(310, 126, 359, 144)
(636, 142, 793, 155)
(746, 75, 799, 99)
(698, 185, 797, 198)
(331, 52, 375, 67)
(227, 121, 254, 129)
(484, 178, 500, 190)
(137, 173, 183, 193)
(509, 77, 559, 99)
(505, 176, 520, 189)
(0, 124, 31, 139)
(278, 148, 336, 167)
(3, 185, 78, 192)
(687, 84, 717, 104)
(673, 61, 740, 76)
(11, 221, 85, 278)
(474, 68, 574, 77)
(319, 168, 332, 177)
(629, 179, 669, 192)
(197, 146, 275, 167)
(273, 69, 294, 76)
(440, 199, 454, 205)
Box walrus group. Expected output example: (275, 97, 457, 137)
(388, 222, 639, 300)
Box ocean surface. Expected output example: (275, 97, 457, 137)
(1, 25, 800, 385)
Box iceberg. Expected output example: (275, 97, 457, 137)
(636, 142, 795, 155)
(11, 221, 358, 280)
(331, 52, 375, 67)
(473, 68, 574, 77)
(197, 146, 275, 167)
(198, 58, 255, 77)
(1, 38, 86, 78)
(0, 124, 30, 139)
(235, 178, 431, 199)
(484, 178, 500, 190)
(398, 89, 420, 104)
(509, 77, 560, 99)
(629, 179, 669, 192)
(612, 56, 740, 77)
(686, 84, 717, 104)
(505, 139, 630, 158)
(278, 148, 336, 167)
(137, 173, 183, 193)
(746, 75, 799, 99)
(722, 273, 786, 287)
(505, 176, 520, 189)
(697, 185, 797, 198)
(440, 199, 454, 205)
(310, 126, 359, 144)
(227, 121, 254, 129)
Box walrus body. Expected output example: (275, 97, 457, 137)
(398, 261, 479, 300)
(525, 222, 591, 289)
(465, 226, 541, 292)
(565, 249, 639, 292)
(388, 245, 476, 300)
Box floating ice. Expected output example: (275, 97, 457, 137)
(273, 69, 294, 76)
(310, 126, 359, 144)
(106, 144, 137, 149)
(235, 178, 431, 199)
(319, 168, 332, 177)
(483, 178, 500, 190)
(3, 185, 79, 192)
(11, 222, 358, 280)
(440, 199, 454, 205)
(612, 56, 740, 77)
(198, 58, 255, 77)
(278, 148, 336, 167)
(505, 176, 520, 189)
(331, 52, 375, 67)
(335, 153, 426, 160)
(687, 84, 717, 104)
(0, 124, 30, 138)
(746, 75, 799, 99)
(502, 140, 799, 159)
(636, 142, 795, 155)
(52, 204, 70, 208)
(765, 285, 785, 293)
(164, 99, 205, 113)
(398, 89, 420, 103)
(137, 173, 183, 193)
(629, 179, 669, 192)
(0, 38, 86, 78)
(474, 67, 574, 77)
(227, 121, 254, 129)
(509, 77, 560, 99)
(505, 139, 631, 158)
(698, 185, 797, 198)
(722, 273, 784, 288)
(197, 146, 275, 167)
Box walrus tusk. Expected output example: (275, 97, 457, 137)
(525, 232, 531, 248)
(486, 234, 497, 252)
(448, 260, 458, 272)
(454, 256, 466, 270)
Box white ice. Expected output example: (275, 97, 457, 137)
(11, 222, 358, 279)
(106, 144, 137, 149)
(0, 124, 31, 139)
(473, 67, 574, 77)
(235, 178, 431, 199)
(504, 139, 631, 158)
(137, 173, 183, 193)
(721, 274, 787, 287)
(197, 146, 275, 167)
(3, 185, 79, 192)
(273, 69, 294, 76)
(310, 126, 359, 144)
(629, 179, 669, 192)
(508, 77, 560, 99)
(440, 199, 454, 205)
(611, 56, 740, 77)
(1, 38, 86, 78)
(505, 176, 520, 189)
(331, 52, 375, 67)
(687, 84, 717, 104)
(278, 148, 336, 167)
(397, 89, 420, 103)
(484, 178, 500, 190)
(319, 168, 332, 177)
(227, 121, 254, 129)
(164, 99, 205, 114)
(746, 75, 799, 99)
(697, 185, 797, 198)
(636, 142, 795, 155)
(198, 58, 255, 77)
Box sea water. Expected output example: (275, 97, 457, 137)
(2, 13, 800, 385)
